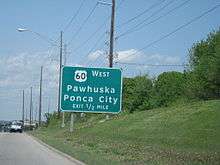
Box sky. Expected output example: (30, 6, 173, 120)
(0, 0, 220, 120)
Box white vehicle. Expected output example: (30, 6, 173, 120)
(10, 121, 23, 133)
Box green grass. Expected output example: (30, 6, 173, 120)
(31, 100, 220, 165)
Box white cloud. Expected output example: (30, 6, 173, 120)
(113, 49, 181, 65)
(0, 51, 60, 90)
(0, 48, 184, 119)
(115, 49, 142, 63)
(87, 50, 104, 61)
(73, 64, 84, 67)
(0, 51, 61, 119)
(113, 49, 183, 77)
(144, 53, 181, 64)
(85, 49, 182, 75)
(163, 56, 180, 64)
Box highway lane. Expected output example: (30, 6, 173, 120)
(0, 133, 82, 165)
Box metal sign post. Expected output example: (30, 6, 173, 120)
(61, 112, 65, 128)
(70, 113, 76, 132)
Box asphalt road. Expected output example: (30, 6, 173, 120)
(0, 133, 82, 165)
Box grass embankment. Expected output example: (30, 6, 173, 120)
(32, 100, 220, 165)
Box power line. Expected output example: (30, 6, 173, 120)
(117, 0, 166, 28)
(67, 2, 99, 45)
(92, 48, 109, 67)
(95, 55, 108, 69)
(88, 50, 106, 67)
(115, 4, 220, 63)
(70, 0, 126, 55)
(117, 0, 126, 9)
(63, 0, 86, 32)
(81, 33, 106, 66)
(116, 0, 177, 39)
(116, 0, 192, 39)
(71, 18, 110, 53)
(115, 62, 186, 67)
(75, 0, 125, 67)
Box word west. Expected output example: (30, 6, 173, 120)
(92, 70, 110, 78)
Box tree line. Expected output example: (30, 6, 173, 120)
(123, 29, 220, 113)
(45, 29, 220, 124)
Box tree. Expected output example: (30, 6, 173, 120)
(130, 75, 154, 112)
(122, 75, 154, 113)
(154, 71, 185, 106)
(188, 29, 220, 99)
(122, 77, 135, 112)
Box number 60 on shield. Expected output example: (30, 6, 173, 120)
(74, 70, 87, 82)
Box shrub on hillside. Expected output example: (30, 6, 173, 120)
(188, 29, 220, 99)
(123, 75, 154, 113)
(154, 71, 185, 107)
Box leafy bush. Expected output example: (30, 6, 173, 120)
(154, 71, 185, 107)
(123, 75, 154, 113)
(188, 29, 220, 99)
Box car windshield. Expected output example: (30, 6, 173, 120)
(0, 1, 219, 165)
(12, 121, 22, 126)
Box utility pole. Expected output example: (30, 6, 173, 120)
(35, 103, 38, 122)
(47, 98, 50, 114)
(61, 43, 67, 127)
(29, 87, 33, 126)
(109, 0, 115, 68)
(39, 66, 43, 126)
(63, 43, 67, 65)
(21, 90, 24, 123)
(57, 31, 63, 118)
(106, 0, 115, 120)
(25, 108, 28, 121)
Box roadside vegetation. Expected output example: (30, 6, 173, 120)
(32, 29, 220, 164)
(33, 100, 220, 164)
(123, 29, 220, 113)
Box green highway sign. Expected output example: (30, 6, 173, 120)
(60, 66, 122, 114)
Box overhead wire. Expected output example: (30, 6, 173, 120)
(94, 47, 109, 67)
(117, 0, 166, 28)
(115, 62, 186, 67)
(117, 0, 126, 9)
(62, 0, 86, 32)
(89, 50, 106, 67)
(116, 0, 177, 39)
(115, 4, 220, 63)
(77, 0, 126, 66)
(116, 0, 192, 39)
(72, 0, 126, 53)
(50, 0, 86, 65)
(82, 33, 106, 66)
(67, 2, 99, 45)
(71, 19, 109, 53)
(88, 0, 127, 67)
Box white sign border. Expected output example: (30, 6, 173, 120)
(59, 65, 123, 114)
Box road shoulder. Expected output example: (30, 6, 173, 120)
(26, 133, 85, 165)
